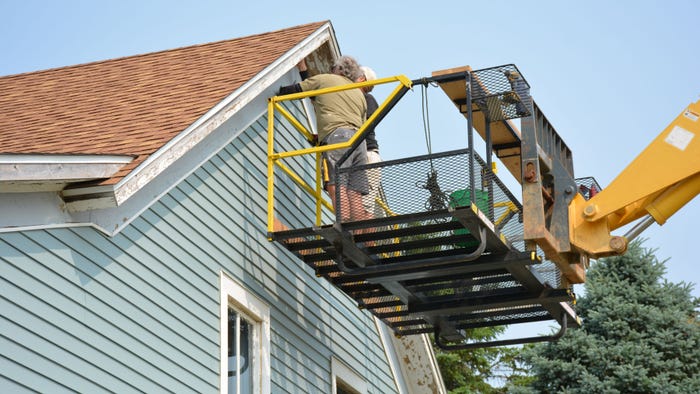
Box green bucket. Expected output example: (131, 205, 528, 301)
(450, 189, 490, 247)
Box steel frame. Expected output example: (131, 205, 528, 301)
(268, 66, 581, 348)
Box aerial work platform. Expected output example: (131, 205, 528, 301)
(267, 65, 581, 348)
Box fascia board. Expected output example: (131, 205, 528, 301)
(112, 22, 338, 207)
(72, 91, 270, 235)
(2, 22, 339, 235)
(0, 154, 132, 182)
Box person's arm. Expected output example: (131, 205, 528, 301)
(362, 93, 380, 150)
(298, 59, 309, 80)
(278, 60, 311, 95)
(278, 83, 302, 95)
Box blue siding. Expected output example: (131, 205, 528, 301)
(0, 105, 399, 393)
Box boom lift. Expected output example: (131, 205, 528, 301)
(266, 63, 699, 349)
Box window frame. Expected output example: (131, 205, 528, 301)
(220, 272, 270, 394)
(331, 357, 367, 394)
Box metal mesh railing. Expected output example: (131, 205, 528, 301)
(337, 148, 524, 249)
(339, 146, 564, 293)
(575, 176, 603, 200)
(471, 64, 532, 121)
(269, 68, 580, 342)
(280, 147, 572, 338)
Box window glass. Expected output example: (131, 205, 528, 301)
(337, 380, 360, 394)
(228, 308, 253, 394)
(220, 273, 269, 394)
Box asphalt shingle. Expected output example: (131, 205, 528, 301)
(0, 21, 326, 185)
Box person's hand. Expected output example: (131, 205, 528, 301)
(297, 59, 307, 72)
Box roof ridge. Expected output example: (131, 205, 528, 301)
(0, 20, 329, 79)
(0, 19, 332, 192)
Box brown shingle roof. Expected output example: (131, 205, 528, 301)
(0, 21, 327, 185)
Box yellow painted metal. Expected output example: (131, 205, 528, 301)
(569, 193, 619, 258)
(570, 99, 700, 258)
(266, 99, 276, 238)
(646, 172, 700, 225)
(273, 102, 315, 143)
(493, 201, 518, 228)
(315, 152, 323, 226)
(272, 77, 414, 160)
(273, 137, 354, 159)
(274, 160, 333, 211)
(376, 197, 397, 217)
(374, 195, 403, 258)
(266, 75, 413, 236)
(272, 75, 412, 104)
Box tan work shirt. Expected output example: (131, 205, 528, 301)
(299, 74, 366, 142)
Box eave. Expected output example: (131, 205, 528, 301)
(0, 154, 133, 192)
(0, 22, 340, 235)
(108, 21, 338, 209)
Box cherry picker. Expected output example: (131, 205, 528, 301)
(266, 63, 699, 348)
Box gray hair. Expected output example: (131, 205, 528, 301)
(331, 55, 362, 81)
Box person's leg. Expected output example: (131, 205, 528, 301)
(362, 150, 382, 217)
(324, 128, 364, 223)
(348, 189, 371, 222)
(327, 183, 352, 222)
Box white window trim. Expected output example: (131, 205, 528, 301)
(331, 357, 367, 394)
(220, 272, 270, 394)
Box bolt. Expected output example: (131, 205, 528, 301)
(609, 236, 627, 254)
(583, 205, 597, 217)
(565, 186, 574, 194)
(523, 162, 537, 183)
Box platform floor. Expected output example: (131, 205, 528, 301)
(272, 204, 580, 345)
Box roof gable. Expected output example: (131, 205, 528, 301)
(0, 20, 337, 234)
(0, 21, 327, 185)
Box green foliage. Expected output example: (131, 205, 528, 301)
(434, 326, 533, 393)
(517, 240, 700, 393)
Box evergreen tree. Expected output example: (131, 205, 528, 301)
(512, 240, 700, 393)
(434, 326, 532, 393)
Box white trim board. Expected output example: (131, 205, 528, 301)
(0, 22, 340, 236)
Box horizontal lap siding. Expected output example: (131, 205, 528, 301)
(205, 116, 396, 393)
(0, 231, 217, 393)
(0, 106, 397, 393)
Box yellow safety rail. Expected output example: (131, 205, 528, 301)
(267, 75, 413, 237)
(493, 200, 519, 228)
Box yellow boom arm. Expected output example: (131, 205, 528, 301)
(569, 99, 700, 258)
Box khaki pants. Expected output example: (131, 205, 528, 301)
(362, 150, 384, 217)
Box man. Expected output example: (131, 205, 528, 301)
(278, 56, 370, 223)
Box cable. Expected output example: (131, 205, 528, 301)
(418, 83, 450, 213)
(421, 84, 433, 162)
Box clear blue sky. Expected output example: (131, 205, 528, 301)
(2, 0, 699, 301)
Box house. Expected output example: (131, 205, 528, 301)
(0, 21, 446, 393)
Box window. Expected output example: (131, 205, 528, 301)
(331, 357, 367, 394)
(220, 272, 270, 394)
(228, 308, 253, 392)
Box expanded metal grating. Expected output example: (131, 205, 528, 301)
(273, 148, 578, 343)
(470, 64, 532, 121)
(337, 148, 523, 244)
(267, 64, 585, 347)
(576, 176, 603, 201)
